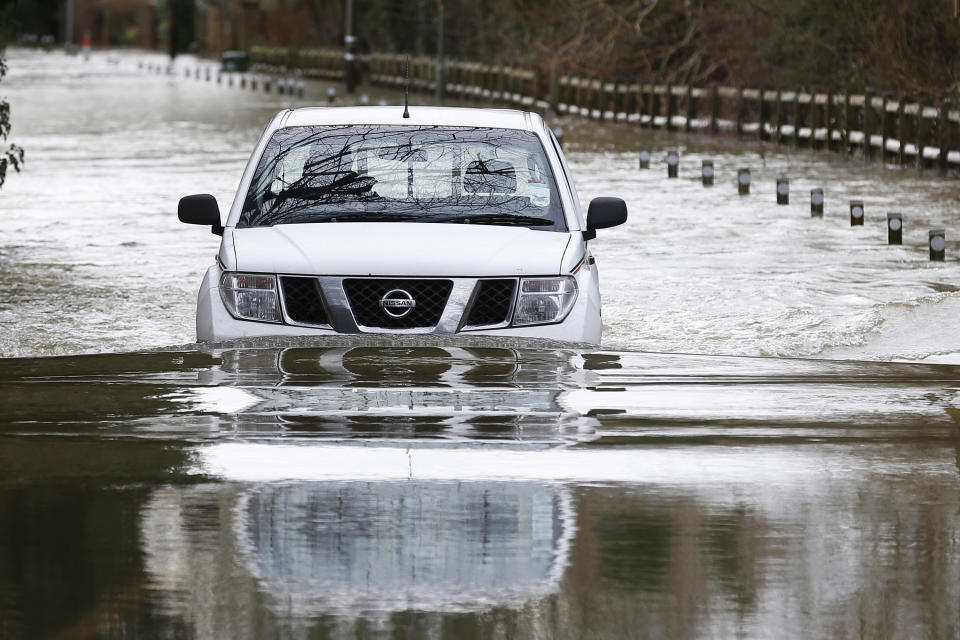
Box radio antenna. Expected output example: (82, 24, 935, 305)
(402, 56, 410, 118)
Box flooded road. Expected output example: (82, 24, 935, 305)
(1, 49, 959, 639)
(2, 343, 959, 638)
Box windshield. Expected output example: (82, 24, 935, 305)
(238, 125, 567, 231)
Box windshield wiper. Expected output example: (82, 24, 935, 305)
(421, 214, 554, 227)
(301, 212, 422, 223)
(287, 212, 555, 226)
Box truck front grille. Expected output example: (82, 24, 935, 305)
(343, 278, 453, 329)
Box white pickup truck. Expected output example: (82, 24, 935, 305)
(178, 106, 626, 344)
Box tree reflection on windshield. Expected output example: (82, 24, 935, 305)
(238, 125, 566, 231)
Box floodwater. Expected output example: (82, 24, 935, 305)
(0, 49, 959, 639)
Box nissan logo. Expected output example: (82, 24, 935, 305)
(379, 289, 416, 318)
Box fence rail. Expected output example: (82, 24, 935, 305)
(249, 46, 960, 169)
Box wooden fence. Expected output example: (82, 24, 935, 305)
(249, 46, 960, 170)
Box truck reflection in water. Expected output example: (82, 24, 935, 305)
(190, 345, 596, 442)
(3, 340, 960, 637)
(140, 480, 574, 624)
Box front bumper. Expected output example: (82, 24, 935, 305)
(196, 266, 602, 344)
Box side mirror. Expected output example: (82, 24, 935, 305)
(584, 197, 627, 240)
(178, 194, 223, 236)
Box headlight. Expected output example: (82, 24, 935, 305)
(512, 276, 578, 326)
(220, 272, 281, 323)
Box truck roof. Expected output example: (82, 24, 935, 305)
(280, 106, 540, 131)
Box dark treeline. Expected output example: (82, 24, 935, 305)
(2, 0, 958, 95)
(353, 0, 960, 95)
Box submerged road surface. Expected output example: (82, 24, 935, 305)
(0, 49, 959, 639)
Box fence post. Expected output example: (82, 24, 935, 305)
(793, 89, 802, 147)
(648, 83, 657, 128)
(710, 85, 720, 135)
(864, 89, 875, 160)
(938, 94, 950, 174)
(587, 78, 596, 117)
(930, 229, 946, 261)
(702, 159, 714, 186)
(953, 91, 959, 171)
(590, 79, 600, 118)
(843, 90, 851, 151)
(881, 93, 891, 161)
(811, 188, 824, 216)
(758, 87, 769, 140)
(738, 168, 751, 195)
(685, 85, 695, 132)
(887, 213, 903, 244)
(811, 91, 823, 150)
(775, 89, 784, 143)
(635, 83, 643, 122)
(637, 83, 645, 126)
(736, 86, 745, 136)
(918, 96, 930, 169)
(633, 82, 643, 124)
(598, 79, 607, 118)
(666, 84, 676, 131)
(826, 89, 835, 151)
(651, 84, 661, 128)
(850, 200, 865, 226)
(667, 149, 679, 178)
(897, 97, 906, 165)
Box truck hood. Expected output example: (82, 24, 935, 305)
(231, 223, 571, 277)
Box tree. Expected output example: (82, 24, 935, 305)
(0, 56, 24, 189)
